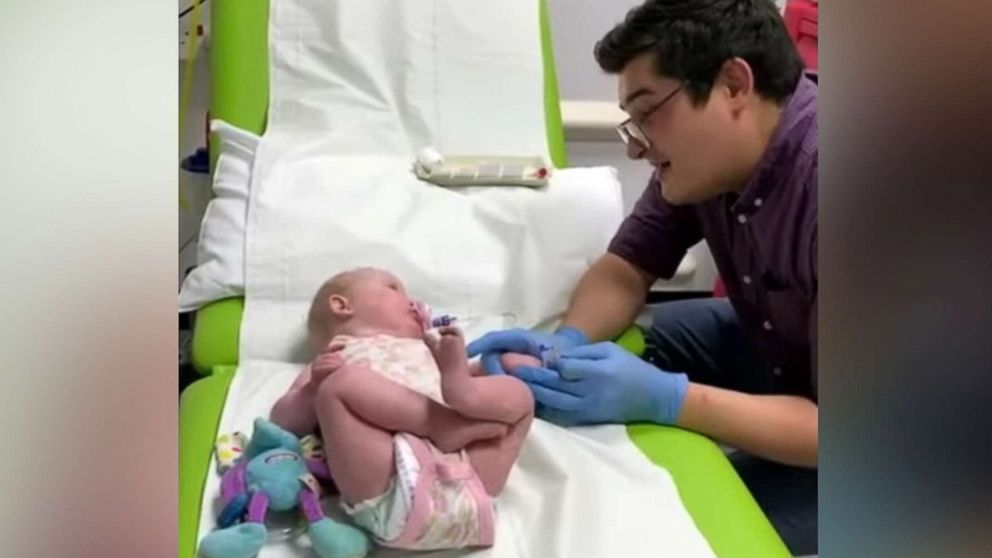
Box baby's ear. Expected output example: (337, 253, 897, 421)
(329, 294, 353, 318)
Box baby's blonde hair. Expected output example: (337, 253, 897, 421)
(306, 267, 378, 352)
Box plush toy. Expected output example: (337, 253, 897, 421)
(199, 418, 371, 558)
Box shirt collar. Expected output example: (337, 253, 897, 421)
(732, 74, 817, 213)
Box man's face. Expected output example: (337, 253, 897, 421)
(618, 53, 744, 204)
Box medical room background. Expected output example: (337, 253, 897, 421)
(176, 0, 745, 289)
(175, 0, 793, 373)
(173, 1, 823, 557)
(174, 0, 807, 433)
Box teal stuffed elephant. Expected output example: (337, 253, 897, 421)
(198, 418, 370, 558)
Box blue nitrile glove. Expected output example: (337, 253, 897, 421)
(466, 326, 588, 375)
(513, 341, 689, 426)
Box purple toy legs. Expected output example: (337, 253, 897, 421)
(247, 491, 270, 523)
(298, 489, 325, 523)
(220, 462, 247, 506)
(306, 457, 331, 481)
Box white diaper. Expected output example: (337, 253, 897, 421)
(341, 435, 421, 542)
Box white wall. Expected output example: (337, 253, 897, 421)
(545, 0, 788, 100)
(545, 0, 641, 101)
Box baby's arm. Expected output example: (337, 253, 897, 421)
(431, 328, 535, 424)
(270, 344, 346, 436)
(270, 366, 321, 436)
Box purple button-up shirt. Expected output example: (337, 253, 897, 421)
(609, 76, 818, 399)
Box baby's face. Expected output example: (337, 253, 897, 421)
(346, 269, 424, 337)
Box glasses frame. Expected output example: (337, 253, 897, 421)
(616, 83, 685, 150)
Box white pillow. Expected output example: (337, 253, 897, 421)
(178, 120, 259, 312)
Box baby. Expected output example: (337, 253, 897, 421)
(270, 267, 536, 550)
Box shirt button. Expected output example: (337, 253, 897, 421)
(773, 366, 782, 376)
(742, 275, 752, 285)
(762, 320, 773, 331)
(737, 214, 747, 224)
(754, 198, 763, 207)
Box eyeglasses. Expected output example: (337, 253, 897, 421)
(616, 83, 685, 150)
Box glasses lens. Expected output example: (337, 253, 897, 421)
(616, 125, 631, 144)
(633, 124, 650, 147)
(621, 122, 649, 149)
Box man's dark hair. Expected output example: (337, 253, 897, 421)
(594, 0, 804, 104)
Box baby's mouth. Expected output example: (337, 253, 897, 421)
(411, 301, 431, 330)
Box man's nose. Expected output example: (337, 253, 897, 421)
(625, 140, 647, 161)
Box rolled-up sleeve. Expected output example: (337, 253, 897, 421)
(608, 176, 703, 279)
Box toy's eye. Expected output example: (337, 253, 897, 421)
(264, 453, 300, 464)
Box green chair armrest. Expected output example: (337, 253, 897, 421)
(539, 0, 567, 168)
(191, 298, 244, 374)
(629, 426, 791, 557)
(179, 366, 237, 558)
(614, 325, 647, 356)
(619, 326, 789, 556)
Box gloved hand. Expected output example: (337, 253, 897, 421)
(466, 326, 588, 375)
(513, 342, 689, 426)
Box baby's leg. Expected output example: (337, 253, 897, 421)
(314, 384, 396, 504)
(315, 363, 507, 457)
(431, 328, 535, 424)
(466, 402, 534, 496)
(429, 334, 537, 494)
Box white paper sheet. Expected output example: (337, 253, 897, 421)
(265, 0, 548, 158)
(198, 361, 715, 558)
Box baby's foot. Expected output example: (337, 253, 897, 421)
(429, 411, 507, 454)
(500, 353, 543, 375)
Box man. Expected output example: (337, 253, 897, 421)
(467, 0, 817, 553)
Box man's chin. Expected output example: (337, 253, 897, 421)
(660, 182, 690, 205)
(661, 180, 717, 205)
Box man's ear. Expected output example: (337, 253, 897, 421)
(329, 294, 353, 318)
(715, 57, 755, 115)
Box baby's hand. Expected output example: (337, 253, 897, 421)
(437, 326, 465, 344)
(428, 326, 469, 375)
(310, 343, 346, 385)
(425, 325, 463, 350)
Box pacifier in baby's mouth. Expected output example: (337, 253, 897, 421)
(411, 300, 456, 332)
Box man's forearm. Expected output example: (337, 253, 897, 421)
(562, 253, 653, 342)
(677, 383, 818, 467)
